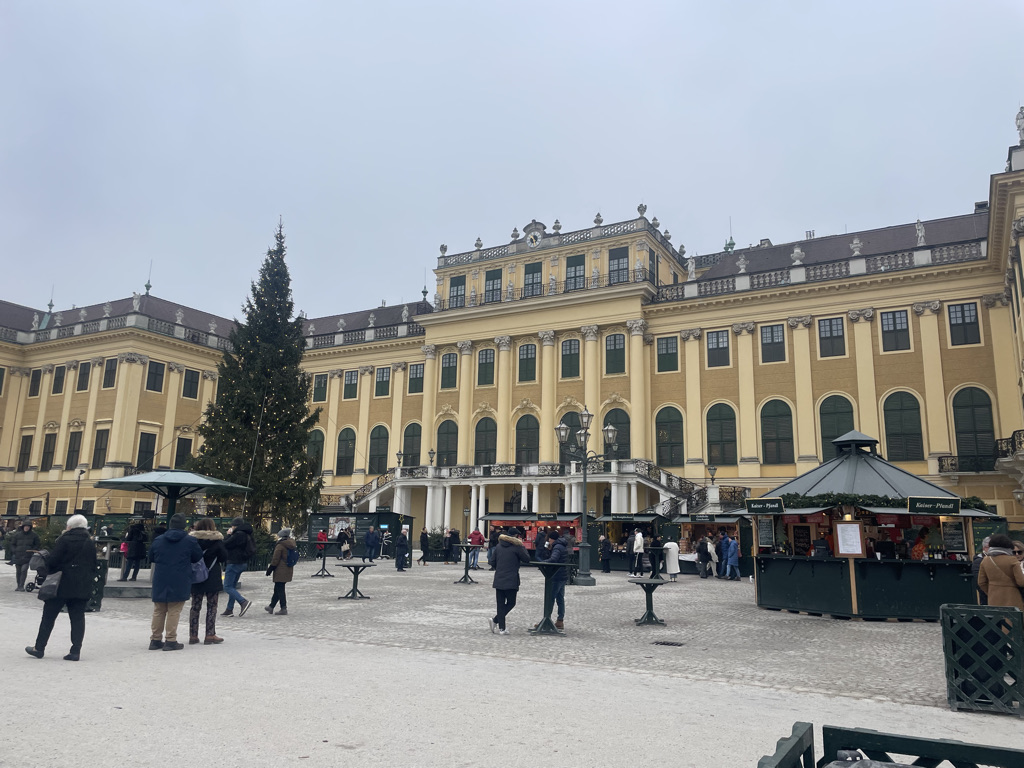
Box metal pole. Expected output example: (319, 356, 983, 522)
(575, 452, 596, 585)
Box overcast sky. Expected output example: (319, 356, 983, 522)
(2, 1, 1022, 321)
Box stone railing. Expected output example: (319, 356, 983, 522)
(5, 313, 233, 353)
(938, 455, 997, 473)
(434, 269, 652, 312)
(996, 429, 1024, 458)
(304, 323, 425, 351)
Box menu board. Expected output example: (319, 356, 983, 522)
(940, 519, 967, 553)
(835, 522, 864, 557)
(792, 525, 812, 556)
(757, 517, 775, 547)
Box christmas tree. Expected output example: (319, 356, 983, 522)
(192, 224, 322, 527)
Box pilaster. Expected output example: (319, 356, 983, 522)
(456, 341, 473, 463)
(538, 330, 556, 462)
(733, 323, 758, 464)
(495, 336, 512, 462)
(788, 316, 818, 470)
(421, 345, 437, 455)
(912, 302, 951, 459)
(848, 308, 879, 440)
(681, 329, 703, 479)
(356, 365, 374, 475)
(626, 319, 648, 459)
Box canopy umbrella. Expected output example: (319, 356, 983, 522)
(95, 470, 251, 523)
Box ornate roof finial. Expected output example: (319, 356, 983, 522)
(651, 216, 660, 229)
(144, 279, 151, 295)
(594, 212, 603, 226)
(47, 298, 54, 313)
(679, 244, 686, 258)
(511, 227, 520, 241)
(790, 245, 805, 265)
(422, 286, 428, 301)
(723, 236, 735, 253)
(736, 254, 748, 274)
(850, 236, 863, 257)
(439, 244, 447, 256)
(474, 237, 483, 250)
(663, 230, 671, 241)
(552, 219, 561, 232)
(637, 203, 647, 217)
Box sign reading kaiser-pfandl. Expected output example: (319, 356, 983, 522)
(906, 497, 961, 516)
(744, 497, 785, 515)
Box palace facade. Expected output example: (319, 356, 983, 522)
(3, 134, 1024, 533)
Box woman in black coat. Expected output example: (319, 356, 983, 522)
(395, 529, 409, 571)
(25, 515, 96, 661)
(118, 522, 148, 582)
(188, 519, 228, 644)
(489, 530, 531, 634)
(417, 528, 430, 566)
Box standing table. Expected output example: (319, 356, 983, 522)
(453, 544, 479, 584)
(337, 562, 376, 600)
(527, 561, 571, 635)
(628, 577, 667, 625)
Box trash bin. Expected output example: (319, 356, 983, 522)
(940, 603, 1023, 717)
(87, 560, 108, 613)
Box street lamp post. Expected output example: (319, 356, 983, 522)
(73, 468, 85, 514)
(554, 407, 617, 587)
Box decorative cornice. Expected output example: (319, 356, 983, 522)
(643, 333, 654, 346)
(175, 424, 196, 434)
(494, 335, 512, 352)
(787, 316, 812, 329)
(202, 370, 218, 381)
(625, 319, 647, 336)
(538, 330, 556, 346)
(10, 367, 31, 376)
(68, 418, 85, 429)
(41, 364, 55, 374)
(118, 352, 149, 365)
(732, 322, 755, 335)
(912, 301, 942, 316)
(456, 340, 473, 355)
(439, 402, 457, 417)
(982, 292, 1010, 308)
(847, 308, 875, 322)
(680, 328, 702, 341)
(64, 360, 79, 370)
(167, 362, 186, 373)
(391, 362, 407, 373)
(580, 325, 599, 342)
(89, 357, 104, 367)
(512, 397, 538, 415)
(328, 369, 345, 378)
(421, 344, 437, 360)
(44, 420, 60, 432)
(559, 395, 584, 412)
(358, 365, 374, 376)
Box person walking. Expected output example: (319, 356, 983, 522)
(971, 536, 991, 605)
(630, 528, 644, 577)
(188, 519, 227, 645)
(148, 513, 203, 651)
(265, 528, 296, 615)
(363, 526, 380, 563)
(468, 528, 485, 569)
(117, 521, 148, 582)
(489, 527, 530, 635)
(648, 533, 663, 578)
(977, 534, 1024, 610)
(547, 530, 569, 630)
(664, 537, 680, 582)
(715, 533, 727, 578)
(11, 522, 40, 591)
(417, 527, 430, 566)
(24, 515, 96, 661)
(336, 527, 352, 560)
(724, 534, 741, 580)
(487, 526, 501, 570)
(599, 535, 612, 573)
(221, 517, 255, 617)
(697, 534, 713, 579)
(395, 528, 409, 571)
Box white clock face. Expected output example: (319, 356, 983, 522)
(527, 232, 541, 248)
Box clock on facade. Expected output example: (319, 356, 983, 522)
(526, 231, 542, 248)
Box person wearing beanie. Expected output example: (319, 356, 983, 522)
(25, 515, 96, 661)
(11, 522, 41, 591)
(489, 528, 530, 635)
(265, 528, 296, 615)
(148, 513, 203, 650)
(221, 517, 256, 617)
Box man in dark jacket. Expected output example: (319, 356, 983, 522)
(363, 526, 380, 563)
(395, 528, 409, 571)
(221, 517, 255, 617)
(600, 535, 612, 573)
(697, 535, 713, 578)
(489, 529, 531, 634)
(11, 522, 41, 591)
(25, 515, 96, 661)
(417, 527, 430, 566)
(117, 521, 148, 581)
(547, 532, 570, 630)
(534, 527, 548, 561)
(972, 536, 991, 605)
(148, 513, 203, 651)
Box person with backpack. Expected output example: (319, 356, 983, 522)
(188, 519, 227, 645)
(24, 515, 96, 661)
(221, 517, 256, 617)
(148, 513, 203, 651)
(265, 528, 297, 615)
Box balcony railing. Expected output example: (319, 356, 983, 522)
(997, 429, 1024, 458)
(938, 455, 998, 473)
(435, 269, 652, 312)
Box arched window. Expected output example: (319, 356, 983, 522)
(436, 420, 458, 467)
(307, 430, 324, 473)
(402, 423, 421, 467)
(883, 392, 924, 461)
(558, 411, 581, 465)
(820, 395, 854, 458)
(952, 387, 996, 471)
(604, 408, 630, 460)
(760, 400, 794, 464)
(655, 407, 684, 466)
(516, 415, 540, 464)
(475, 418, 497, 465)
(368, 426, 389, 475)
(336, 428, 356, 475)
(706, 404, 737, 465)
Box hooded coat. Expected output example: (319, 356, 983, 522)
(492, 534, 531, 590)
(149, 529, 203, 602)
(44, 527, 97, 601)
(978, 552, 1024, 610)
(547, 534, 570, 583)
(270, 538, 297, 583)
(10, 526, 41, 566)
(190, 530, 227, 593)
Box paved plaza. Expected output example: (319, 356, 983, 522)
(2, 558, 1021, 767)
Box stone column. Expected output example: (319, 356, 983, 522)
(912, 302, 951, 466)
(680, 330, 704, 479)
(581, 325, 600, 416)
(52, 360, 79, 472)
(532, 483, 540, 516)
(849, 309, 879, 439)
(420, 345, 437, 456)
(538, 330, 556, 462)
(157, 363, 184, 469)
(327, 369, 345, 472)
(355, 366, 374, 476)
(0, 369, 30, 470)
(109, 354, 147, 468)
(732, 322, 759, 465)
(788, 317, 818, 472)
(520, 480, 529, 512)
(390, 362, 407, 460)
(443, 484, 452, 529)
(630, 480, 639, 515)
(30, 365, 54, 468)
(626, 319, 648, 459)
(495, 336, 512, 463)
(469, 484, 478, 532)
(456, 340, 474, 464)
(982, 295, 1022, 435)
(425, 483, 437, 529)
(194, 370, 218, 455)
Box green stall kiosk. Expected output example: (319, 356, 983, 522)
(749, 431, 1004, 620)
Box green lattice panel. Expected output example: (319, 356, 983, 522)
(940, 603, 1023, 718)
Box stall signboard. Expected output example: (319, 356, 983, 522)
(611, 514, 634, 521)
(745, 497, 785, 515)
(940, 518, 968, 553)
(757, 516, 775, 548)
(907, 497, 960, 515)
(536, 513, 558, 521)
(792, 525, 812, 556)
(972, 519, 1007, 553)
(691, 513, 716, 522)
(835, 522, 865, 557)
(376, 506, 391, 514)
